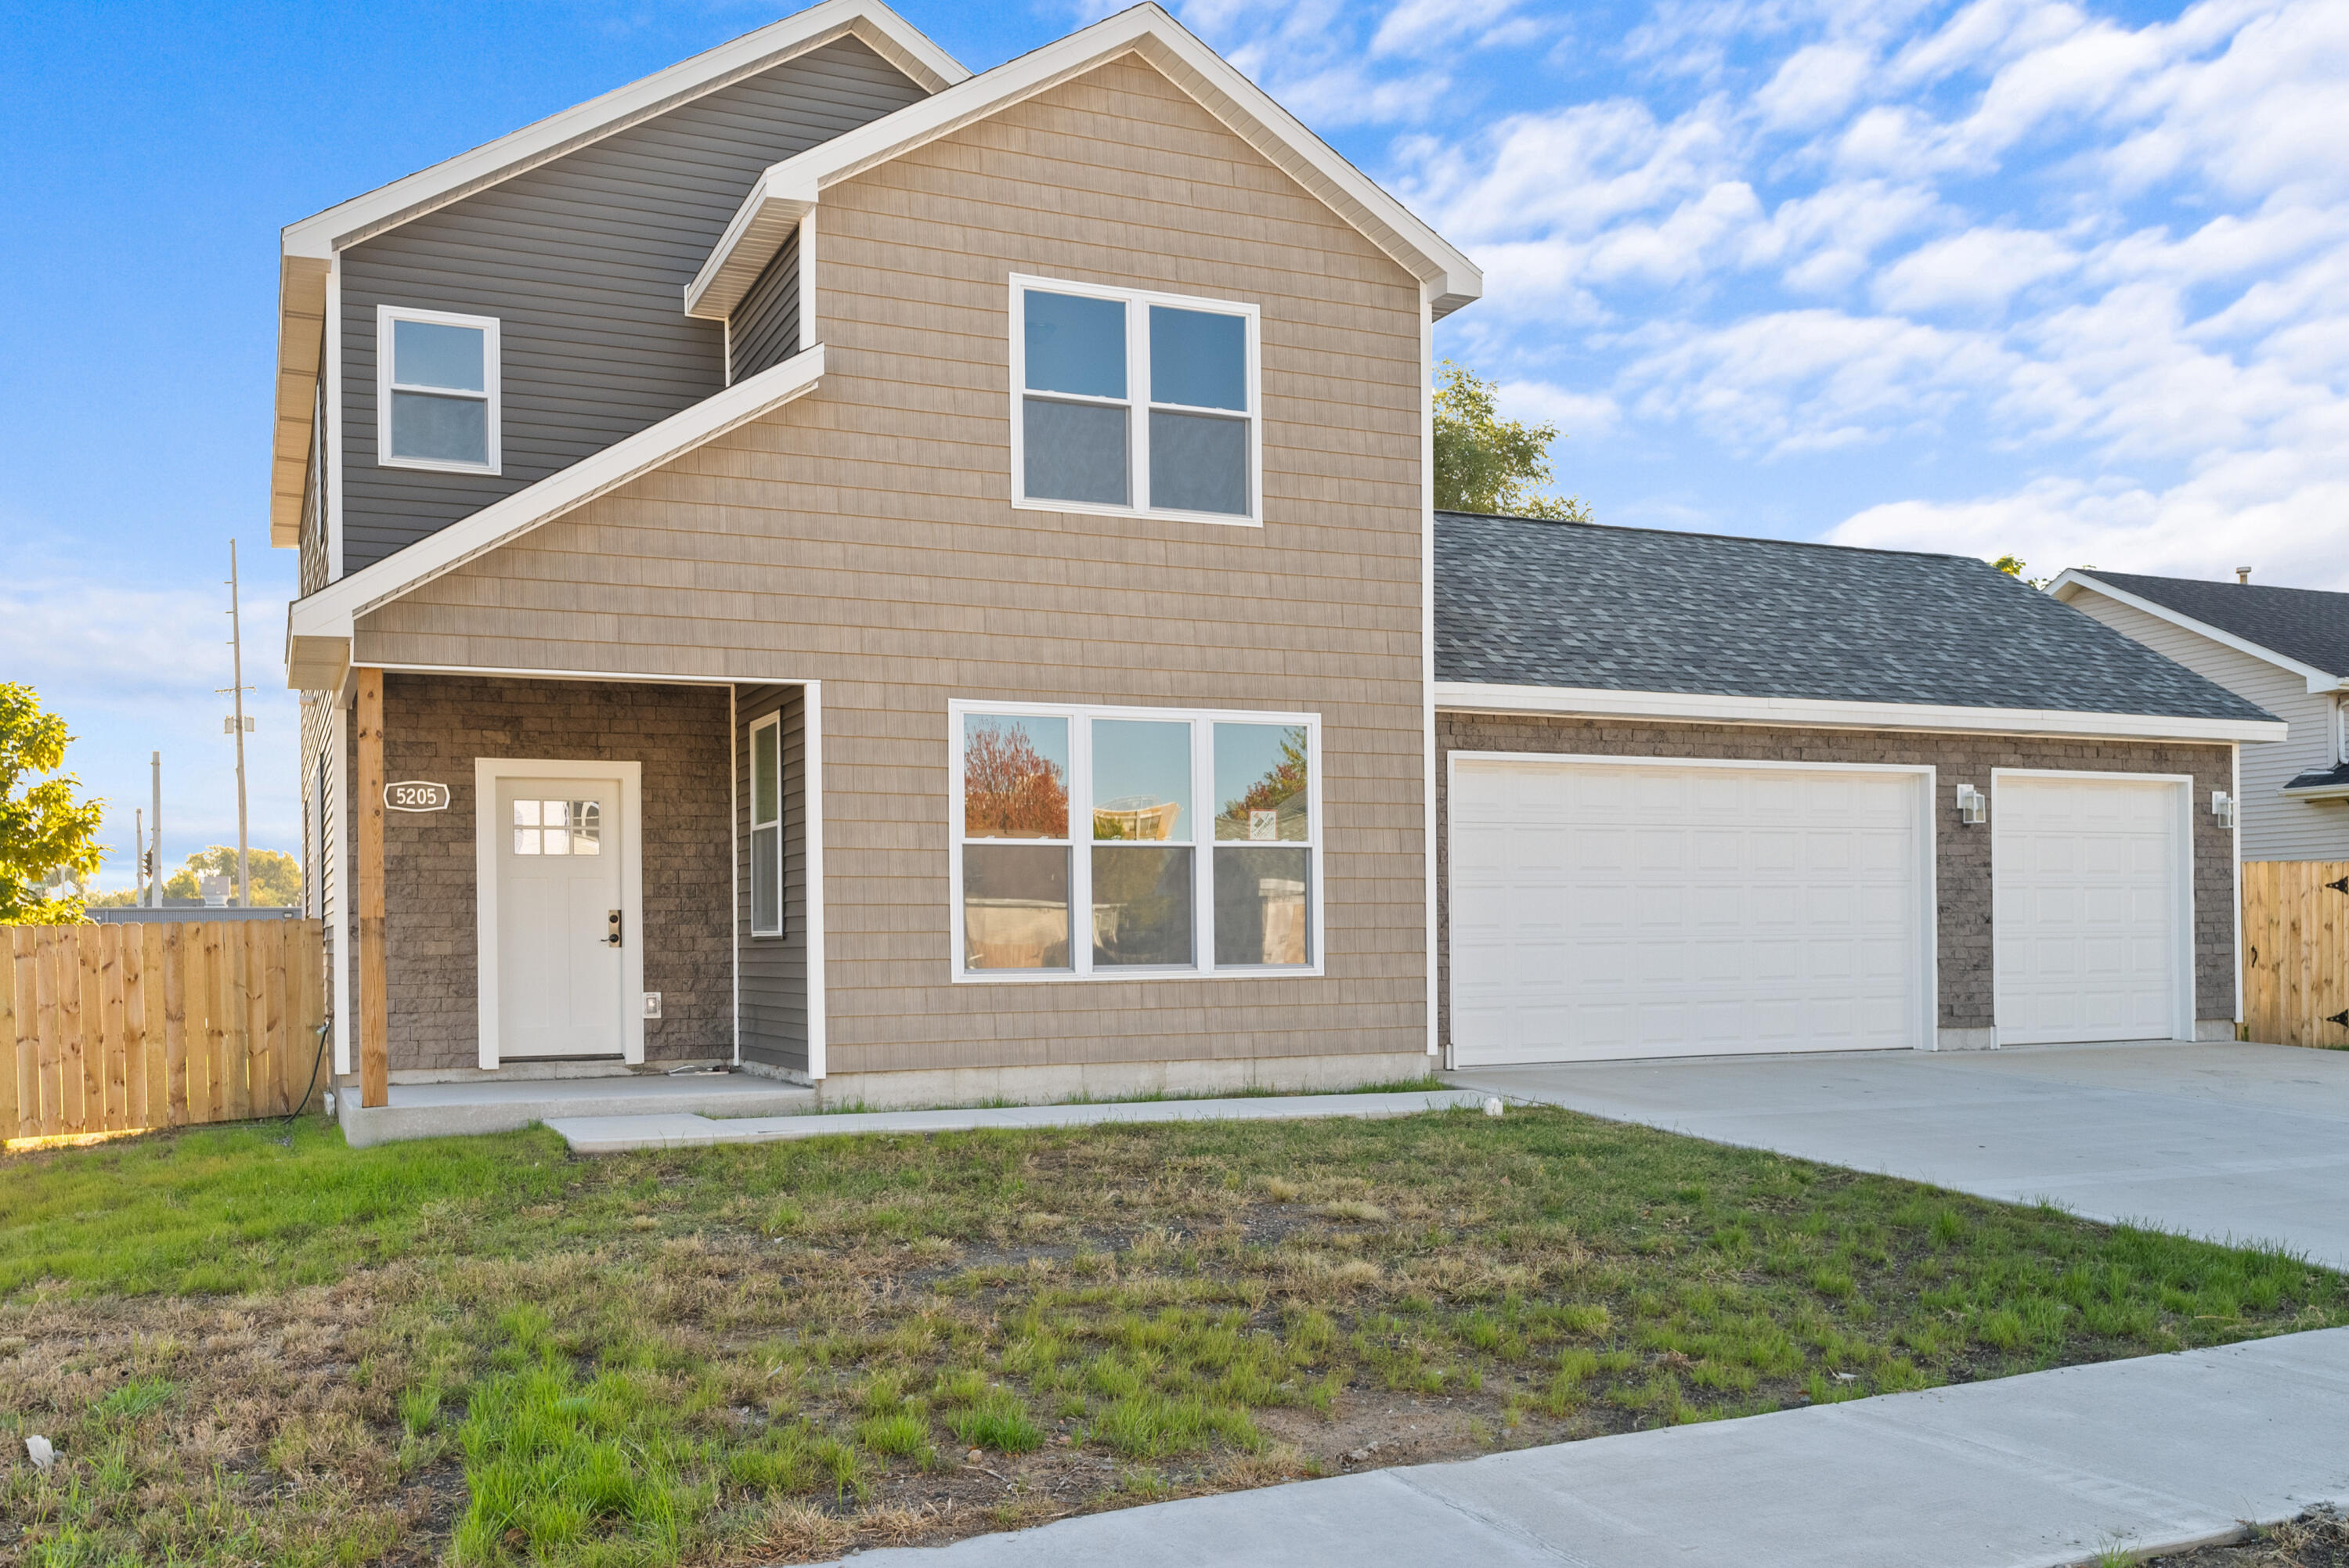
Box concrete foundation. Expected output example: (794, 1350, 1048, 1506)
(812, 1051, 1434, 1112)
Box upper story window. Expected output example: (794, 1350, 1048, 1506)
(1010, 276, 1258, 527)
(377, 305, 501, 474)
(951, 701, 1319, 981)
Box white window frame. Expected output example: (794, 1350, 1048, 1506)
(1008, 275, 1261, 528)
(748, 710, 785, 938)
(376, 304, 502, 475)
(949, 699, 1322, 982)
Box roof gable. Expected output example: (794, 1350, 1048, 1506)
(1435, 513, 2277, 728)
(2053, 569, 2349, 687)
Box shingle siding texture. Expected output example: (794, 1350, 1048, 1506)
(371, 675, 731, 1072)
(337, 38, 925, 572)
(1434, 712, 2239, 1047)
(1435, 514, 2273, 722)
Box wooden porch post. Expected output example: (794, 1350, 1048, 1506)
(357, 667, 389, 1108)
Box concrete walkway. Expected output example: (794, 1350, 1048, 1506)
(1452, 1042, 2349, 1269)
(335, 1072, 816, 1148)
(547, 1089, 1491, 1154)
(842, 1327, 2349, 1567)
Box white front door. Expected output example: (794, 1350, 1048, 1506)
(1449, 757, 1931, 1065)
(494, 776, 626, 1058)
(1994, 773, 2188, 1045)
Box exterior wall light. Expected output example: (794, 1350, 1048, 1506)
(1956, 784, 1987, 825)
(2212, 790, 2235, 828)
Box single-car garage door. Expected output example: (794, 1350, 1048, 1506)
(1449, 757, 1932, 1065)
(1994, 772, 2188, 1045)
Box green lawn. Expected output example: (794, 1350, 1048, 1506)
(1, 1106, 2341, 1565)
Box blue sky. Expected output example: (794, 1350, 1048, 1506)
(3, 0, 2343, 890)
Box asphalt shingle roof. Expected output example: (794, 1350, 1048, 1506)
(2069, 571, 2349, 679)
(1434, 512, 2275, 723)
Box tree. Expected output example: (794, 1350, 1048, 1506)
(963, 722, 1069, 838)
(1992, 555, 2062, 590)
(162, 846, 303, 908)
(0, 684, 106, 925)
(1432, 360, 1592, 523)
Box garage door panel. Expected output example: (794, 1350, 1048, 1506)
(1450, 759, 1928, 1065)
(1994, 774, 2185, 1047)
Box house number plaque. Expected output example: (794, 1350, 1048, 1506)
(384, 780, 452, 813)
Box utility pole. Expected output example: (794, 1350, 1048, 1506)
(149, 751, 163, 907)
(134, 807, 145, 904)
(222, 541, 253, 907)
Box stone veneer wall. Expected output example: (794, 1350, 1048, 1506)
(366, 675, 731, 1071)
(1434, 712, 2238, 1050)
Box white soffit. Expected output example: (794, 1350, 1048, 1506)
(1431, 680, 2288, 744)
(2051, 570, 2346, 694)
(288, 345, 827, 643)
(685, 2, 1483, 323)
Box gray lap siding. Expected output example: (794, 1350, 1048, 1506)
(1434, 711, 2237, 1050)
(361, 674, 732, 1072)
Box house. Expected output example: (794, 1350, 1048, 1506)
(2050, 571, 2349, 861)
(274, 0, 2282, 1126)
(278, 0, 1477, 1111)
(1430, 514, 2281, 1064)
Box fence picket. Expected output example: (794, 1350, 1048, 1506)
(119, 927, 146, 1130)
(161, 925, 189, 1125)
(0, 934, 16, 1138)
(101, 925, 130, 1131)
(141, 925, 168, 1127)
(2243, 860, 2349, 1049)
(185, 925, 218, 1123)
(11, 932, 36, 1138)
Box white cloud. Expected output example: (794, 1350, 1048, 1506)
(1872, 225, 2078, 314)
(1754, 43, 1872, 129)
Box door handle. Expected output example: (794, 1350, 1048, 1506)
(606, 909, 622, 947)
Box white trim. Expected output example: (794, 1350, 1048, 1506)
(290, 344, 825, 639)
(1989, 767, 2197, 1047)
(1419, 287, 1438, 1060)
(804, 681, 828, 1081)
(2051, 571, 2345, 693)
(374, 305, 501, 476)
(2232, 742, 2243, 1029)
(281, 2, 963, 261)
(330, 701, 350, 1076)
(949, 698, 1325, 984)
(474, 757, 646, 1069)
(686, 2, 1481, 325)
(325, 259, 343, 582)
(1433, 680, 2288, 744)
(746, 710, 785, 937)
(1442, 751, 1941, 1058)
(729, 684, 741, 1065)
(359, 661, 806, 687)
(796, 209, 819, 356)
(1006, 274, 1262, 528)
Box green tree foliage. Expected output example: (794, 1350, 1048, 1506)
(162, 846, 304, 908)
(0, 683, 106, 925)
(1991, 555, 2059, 590)
(1432, 360, 1593, 523)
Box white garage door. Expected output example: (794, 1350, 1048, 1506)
(1449, 758, 1930, 1066)
(1994, 773, 2188, 1046)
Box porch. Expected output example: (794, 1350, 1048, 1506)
(332, 1069, 816, 1148)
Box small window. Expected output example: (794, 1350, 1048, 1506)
(953, 704, 1317, 980)
(749, 714, 784, 938)
(1011, 277, 1257, 525)
(377, 305, 500, 474)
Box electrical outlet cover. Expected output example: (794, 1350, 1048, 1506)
(642, 992, 662, 1019)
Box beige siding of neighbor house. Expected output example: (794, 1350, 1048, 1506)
(351, 54, 1434, 1083)
(2066, 593, 2349, 862)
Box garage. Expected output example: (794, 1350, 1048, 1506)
(1448, 756, 1933, 1065)
(1993, 771, 2192, 1045)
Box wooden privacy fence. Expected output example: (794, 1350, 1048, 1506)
(0, 920, 327, 1138)
(2243, 860, 2349, 1051)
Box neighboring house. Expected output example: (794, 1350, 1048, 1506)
(2050, 571, 2349, 861)
(272, 0, 2284, 1110)
(1431, 514, 2281, 1065)
(278, 0, 1478, 1105)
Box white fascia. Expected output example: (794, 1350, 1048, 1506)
(2051, 570, 2345, 694)
(289, 344, 826, 643)
(684, 1, 1482, 323)
(1432, 680, 2290, 745)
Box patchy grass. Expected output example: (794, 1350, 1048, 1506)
(2, 1105, 2344, 1563)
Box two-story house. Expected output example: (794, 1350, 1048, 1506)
(280, 0, 2283, 1135)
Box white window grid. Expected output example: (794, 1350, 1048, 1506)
(1007, 273, 1262, 528)
(948, 699, 1322, 982)
(749, 710, 785, 938)
(375, 304, 502, 475)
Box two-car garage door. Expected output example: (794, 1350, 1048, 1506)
(1448, 759, 2192, 1066)
(1449, 759, 1931, 1065)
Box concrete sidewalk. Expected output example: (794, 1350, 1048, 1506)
(546, 1089, 1491, 1153)
(841, 1327, 2349, 1567)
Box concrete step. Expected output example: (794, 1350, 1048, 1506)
(334, 1072, 817, 1148)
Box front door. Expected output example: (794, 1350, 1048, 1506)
(495, 776, 626, 1058)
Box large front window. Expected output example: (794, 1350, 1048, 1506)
(954, 704, 1317, 979)
(1011, 276, 1258, 525)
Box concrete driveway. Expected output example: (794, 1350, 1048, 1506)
(1450, 1040, 2349, 1269)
